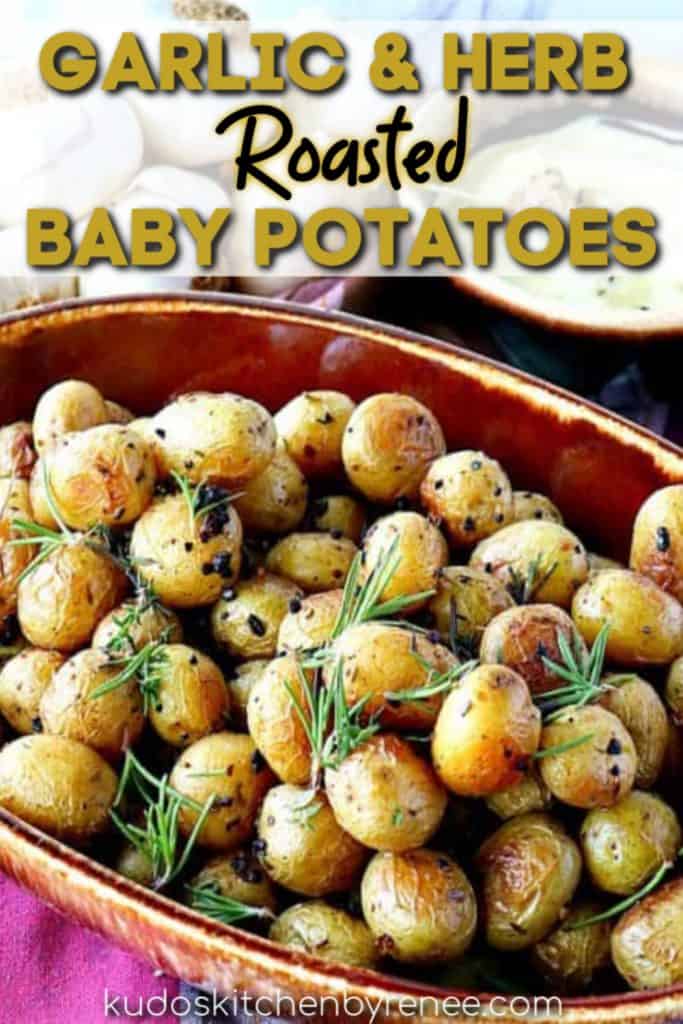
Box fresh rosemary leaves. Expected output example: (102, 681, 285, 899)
(186, 881, 274, 927)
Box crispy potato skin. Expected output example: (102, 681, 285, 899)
(427, 566, 514, 653)
(0, 735, 117, 844)
(630, 485, 683, 604)
(432, 665, 541, 797)
(277, 590, 342, 654)
(189, 848, 277, 914)
(0, 480, 36, 619)
(275, 390, 355, 478)
(0, 648, 65, 734)
(531, 901, 612, 993)
(572, 570, 683, 666)
(420, 450, 513, 546)
(211, 573, 301, 660)
(233, 446, 307, 535)
(599, 675, 668, 789)
(247, 655, 313, 786)
(475, 813, 581, 951)
(612, 878, 683, 989)
(325, 734, 447, 852)
(149, 644, 229, 748)
(93, 600, 183, 653)
(32, 380, 108, 453)
(270, 902, 378, 968)
(510, 491, 563, 526)
(342, 394, 445, 503)
(227, 659, 269, 731)
(0, 422, 36, 480)
(310, 495, 366, 544)
(362, 512, 448, 613)
(265, 532, 357, 593)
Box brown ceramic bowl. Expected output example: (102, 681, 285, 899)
(1, 294, 682, 1023)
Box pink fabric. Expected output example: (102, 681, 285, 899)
(0, 875, 179, 1023)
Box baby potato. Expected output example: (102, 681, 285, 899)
(420, 450, 513, 546)
(0, 648, 65, 734)
(612, 878, 683, 989)
(361, 849, 477, 964)
(28, 458, 58, 529)
(18, 543, 127, 652)
(0, 479, 35, 619)
(471, 520, 589, 609)
(149, 644, 229, 748)
(104, 400, 134, 425)
(275, 390, 355, 478)
(572, 569, 683, 665)
(32, 379, 108, 453)
(277, 590, 343, 654)
(226, 659, 269, 730)
(247, 655, 313, 786)
(538, 705, 637, 809)
(588, 552, 624, 574)
(130, 493, 242, 608)
(0, 734, 117, 844)
(665, 656, 683, 725)
(310, 495, 366, 544)
(432, 665, 541, 797)
(115, 842, 156, 887)
(325, 733, 447, 851)
(326, 623, 457, 731)
(0, 422, 36, 479)
(256, 785, 367, 897)
(152, 392, 276, 486)
(128, 417, 164, 474)
(270, 902, 377, 968)
(427, 566, 514, 654)
(211, 573, 301, 661)
(233, 446, 307, 535)
(630, 484, 683, 604)
(40, 648, 144, 761)
(265, 532, 357, 593)
(93, 599, 183, 654)
(361, 512, 448, 614)
(510, 491, 563, 526)
(46, 425, 156, 530)
(486, 767, 553, 820)
(599, 675, 668, 789)
(342, 393, 446, 503)
(480, 604, 588, 696)
(189, 847, 277, 914)
(581, 791, 681, 896)
(531, 901, 612, 993)
(475, 813, 581, 951)
(170, 732, 274, 851)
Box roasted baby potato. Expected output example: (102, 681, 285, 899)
(104, 400, 135, 425)
(232, 445, 307, 535)
(149, 644, 229, 748)
(599, 675, 668, 789)
(247, 654, 313, 786)
(612, 878, 683, 989)
(0, 422, 36, 479)
(309, 495, 366, 544)
(485, 767, 552, 820)
(361, 511, 448, 614)
(277, 590, 343, 654)
(265, 532, 357, 592)
(189, 847, 278, 914)
(588, 552, 624, 574)
(226, 659, 269, 730)
(0, 648, 65, 735)
(665, 656, 683, 725)
(531, 901, 612, 993)
(0, 479, 36, 619)
(276, 390, 355, 478)
(211, 573, 301, 660)
(32, 380, 108, 453)
(114, 842, 156, 887)
(270, 902, 378, 968)
(420, 450, 513, 546)
(427, 566, 514, 654)
(28, 458, 58, 529)
(510, 491, 563, 526)
(93, 598, 183, 654)
(630, 484, 683, 604)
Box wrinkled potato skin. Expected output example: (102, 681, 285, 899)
(362, 512, 448, 613)
(104, 400, 134, 425)
(361, 849, 477, 964)
(0, 735, 117, 844)
(572, 570, 683, 666)
(599, 675, 668, 789)
(539, 706, 637, 809)
(33, 380, 108, 453)
(420, 450, 513, 546)
(270, 902, 378, 968)
(227, 659, 269, 730)
(0, 648, 65, 734)
(233, 446, 307, 535)
(257, 786, 367, 897)
(247, 655, 312, 786)
(149, 644, 229, 748)
(275, 390, 355, 478)
(486, 768, 552, 820)
(471, 521, 589, 609)
(93, 600, 183, 654)
(28, 458, 58, 529)
(170, 732, 274, 851)
(152, 392, 276, 486)
(612, 878, 683, 989)
(581, 791, 681, 896)
(130, 494, 242, 608)
(665, 656, 683, 725)
(265, 532, 357, 593)
(0, 480, 35, 619)
(40, 648, 144, 761)
(325, 734, 447, 851)
(432, 665, 541, 797)
(310, 495, 366, 544)
(531, 901, 612, 993)
(277, 590, 342, 654)
(476, 813, 581, 951)
(480, 605, 588, 696)
(342, 393, 446, 503)
(427, 566, 514, 653)
(0, 422, 36, 479)
(18, 544, 127, 653)
(630, 485, 683, 604)
(189, 848, 277, 913)
(511, 491, 563, 526)
(211, 573, 301, 660)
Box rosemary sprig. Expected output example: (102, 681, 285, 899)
(114, 748, 204, 812)
(385, 656, 477, 706)
(536, 624, 626, 722)
(447, 597, 478, 660)
(102, 578, 168, 658)
(170, 472, 240, 533)
(186, 881, 274, 926)
(91, 637, 169, 714)
(533, 732, 594, 759)
(567, 850, 683, 930)
(506, 553, 558, 604)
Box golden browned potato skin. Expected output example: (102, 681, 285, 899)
(480, 604, 588, 697)
(18, 544, 127, 653)
(256, 786, 367, 897)
(0, 648, 65, 734)
(470, 521, 589, 609)
(0, 422, 36, 479)
(342, 393, 446, 503)
(485, 767, 552, 820)
(325, 734, 447, 852)
(581, 791, 681, 896)
(0, 479, 36, 619)
(276, 391, 355, 478)
(170, 732, 275, 851)
(189, 847, 278, 913)
(270, 902, 378, 968)
(265, 532, 357, 593)
(420, 450, 513, 546)
(612, 878, 683, 989)
(130, 493, 242, 608)
(531, 901, 612, 993)
(361, 849, 477, 964)
(247, 655, 313, 786)
(93, 600, 183, 654)
(32, 380, 108, 453)
(149, 644, 229, 748)
(310, 495, 366, 544)
(211, 573, 302, 661)
(152, 392, 277, 486)
(0, 734, 117, 844)
(104, 400, 135, 425)
(427, 566, 514, 654)
(572, 569, 683, 666)
(28, 458, 58, 529)
(665, 656, 683, 725)
(227, 659, 269, 731)
(599, 675, 668, 789)
(475, 813, 581, 951)
(538, 705, 637, 809)
(277, 590, 343, 654)
(630, 485, 683, 604)
(233, 446, 307, 535)
(510, 491, 563, 526)
(432, 665, 541, 797)
(361, 512, 448, 613)
(40, 648, 144, 762)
